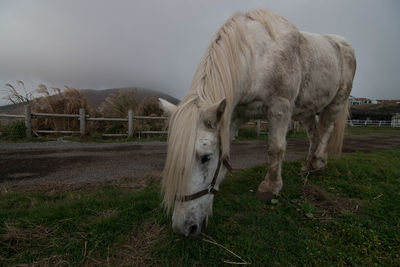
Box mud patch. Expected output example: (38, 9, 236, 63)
(1, 134, 400, 188)
(0, 155, 95, 182)
(302, 185, 360, 217)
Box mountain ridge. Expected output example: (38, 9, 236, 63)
(0, 87, 180, 114)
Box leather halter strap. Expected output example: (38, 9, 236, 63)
(178, 155, 233, 202)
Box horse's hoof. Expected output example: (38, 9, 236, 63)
(256, 190, 277, 201)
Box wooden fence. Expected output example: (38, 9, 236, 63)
(0, 105, 271, 139)
(0, 105, 167, 139)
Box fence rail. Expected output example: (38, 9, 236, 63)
(0, 114, 25, 118)
(347, 120, 397, 127)
(33, 112, 81, 118)
(36, 130, 80, 134)
(86, 117, 128, 122)
(1, 105, 399, 139)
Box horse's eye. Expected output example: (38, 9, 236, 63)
(201, 154, 211, 164)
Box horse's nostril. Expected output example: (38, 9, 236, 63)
(188, 224, 198, 236)
(201, 216, 208, 231)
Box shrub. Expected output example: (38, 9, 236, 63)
(99, 90, 139, 117)
(1, 120, 26, 140)
(98, 90, 139, 134)
(33, 85, 93, 132)
(138, 98, 163, 117)
(137, 98, 165, 134)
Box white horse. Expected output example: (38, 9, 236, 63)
(159, 9, 356, 237)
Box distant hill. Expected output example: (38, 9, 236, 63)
(0, 103, 24, 114)
(0, 87, 180, 114)
(80, 87, 180, 110)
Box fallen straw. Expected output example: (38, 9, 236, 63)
(201, 233, 250, 265)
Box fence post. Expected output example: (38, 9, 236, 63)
(79, 108, 86, 136)
(24, 104, 32, 139)
(256, 120, 261, 138)
(128, 110, 133, 138)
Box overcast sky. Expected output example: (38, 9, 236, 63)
(0, 0, 399, 106)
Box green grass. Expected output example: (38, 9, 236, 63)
(345, 126, 400, 136)
(236, 127, 307, 141)
(1, 149, 400, 266)
(0, 135, 167, 143)
(1, 126, 398, 143)
(236, 126, 399, 141)
(62, 134, 167, 143)
(0, 136, 58, 143)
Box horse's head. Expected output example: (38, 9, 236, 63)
(159, 98, 228, 237)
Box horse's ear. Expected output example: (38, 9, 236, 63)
(202, 98, 226, 129)
(215, 98, 227, 122)
(158, 98, 177, 117)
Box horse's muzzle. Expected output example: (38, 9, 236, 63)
(172, 216, 208, 237)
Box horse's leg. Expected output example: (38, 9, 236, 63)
(256, 97, 291, 201)
(300, 115, 319, 173)
(311, 99, 347, 170)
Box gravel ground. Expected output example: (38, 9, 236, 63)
(1, 134, 400, 188)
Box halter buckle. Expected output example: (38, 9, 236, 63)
(207, 184, 214, 194)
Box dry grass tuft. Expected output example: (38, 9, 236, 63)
(98, 91, 165, 134)
(33, 84, 93, 132)
(2, 223, 51, 244)
(3, 81, 33, 105)
(99, 90, 138, 118)
(21, 254, 70, 267)
(0, 184, 11, 195)
(0, 222, 59, 262)
(89, 219, 165, 266)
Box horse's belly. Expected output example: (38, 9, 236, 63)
(292, 33, 342, 120)
(293, 81, 339, 119)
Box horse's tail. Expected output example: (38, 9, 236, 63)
(327, 100, 349, 157)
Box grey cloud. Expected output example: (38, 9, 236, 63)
(0, 0, 399, 106)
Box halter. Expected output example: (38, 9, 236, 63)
(178, 152, 233, 202)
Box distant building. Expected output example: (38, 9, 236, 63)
(349, 96, 374, 105)
(358, 97, 373, 104)
(349, 95, 362, 105)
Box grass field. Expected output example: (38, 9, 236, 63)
(1, 124, 399, 143)
(345, 126, 400, 136)
(1, 149, 400, 266)
(234, 126, 400, 141)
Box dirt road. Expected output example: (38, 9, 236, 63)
(1, 134, 400, 188)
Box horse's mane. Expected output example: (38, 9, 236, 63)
(162, 9, 276, 211)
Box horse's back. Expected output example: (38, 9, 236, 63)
(323, 34, 357, 89)
(293, 31, 356, 119)
(243, 9, 303, 102)
(229, 9, 356, 120)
